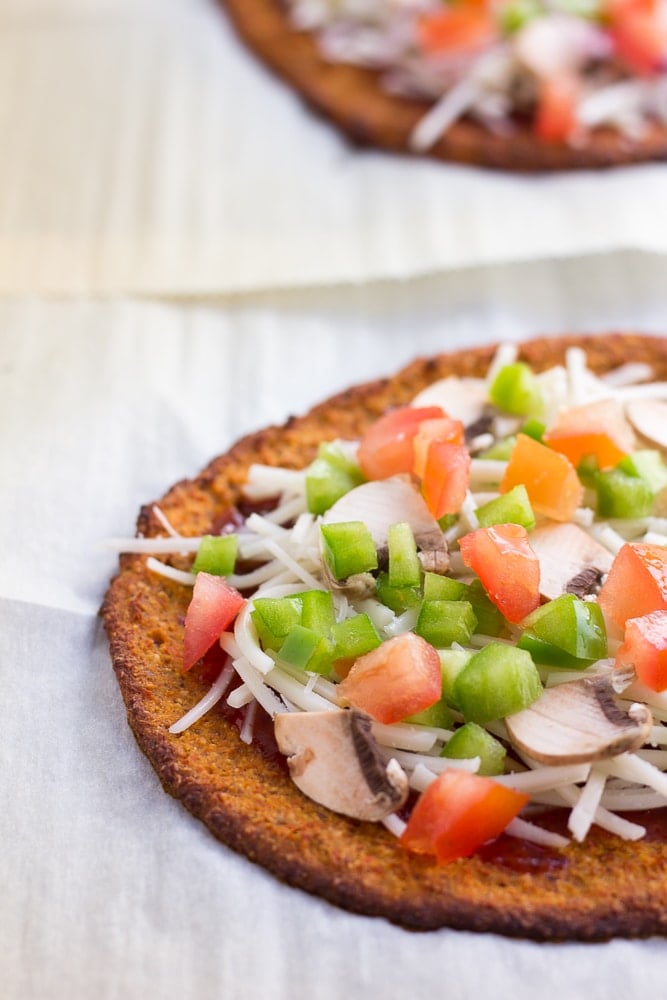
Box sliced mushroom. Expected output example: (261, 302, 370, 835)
(323, 476, 449, 576)
(527, 522, 613, 600)
(626, 399, 667, 453)
(506, 676, 653, 766)
(411, 376, 489, 430)
(274, 708, 409, 821)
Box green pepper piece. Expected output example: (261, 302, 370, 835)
(488, 362, 543, 417)
(475, 484, 536, 531)
(375, 571, 421, 614)
(594, 467, 654, 518)
(405, 699, 454, 730)
(454, 643, 542, 724)
(618, 450, 667, 495)
(479, 436, 516, 461)
(441, 722, 507, 776)
(191, 534, 238, 576)
(519, 593, 607, 663)
(577, 454, 600, 490)
(251, 596, 302, 651)
(517, 632, 592, 669)
(320, 521, 378, 580)
(330, 613, 381, 666)
(388, 521, 422, 589)
(520, 418, 546, 442)
(278, 624, 333, 675)
(499, 0, 542, 33)
(466, 579, 506, 637)
(415, 600, 478, 648)
(298, 589, 336, 637)
(305, 442, 365, 515)
(439, 649, 472, 709)
(423, 572, 467, 602)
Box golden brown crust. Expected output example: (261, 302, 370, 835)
(103, 332, 667, 939)
(216, 0, 667, 171)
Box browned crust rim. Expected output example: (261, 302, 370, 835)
(103, 332, 667, 940)
(216, 0, 667, 171)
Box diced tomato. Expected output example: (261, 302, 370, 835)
(183, 572, 245, 670)
(459, 523, 540, 623)
(543, 399, 635, 470)
(500, 433, 584, 522)
(534, 76, 579, 142)
(357, 405, 445, 481)
(413, 416, 465, 479)
(337, 632, 442, 725)
(616, 610, 667, 691)
(399, 769, 529, 864)
(418, 6, 496, 55)
(421, 440, 471, 519)
(598, 542, 667, 630)
(606, 0, 667, 75)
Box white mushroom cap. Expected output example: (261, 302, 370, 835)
(411, 376, 488, 429)
(506, 675, 653, 766)
(626, 399, 667, 452)
(274, 708, 409, 821)
(322, 476, 448, 578)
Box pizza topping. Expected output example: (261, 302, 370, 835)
(285, 0, 667, 147)
(273, 708, 409, 821)
(505, 675, 653, 765)
(114, 343, 667, 864)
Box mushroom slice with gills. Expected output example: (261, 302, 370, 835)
(626, 399, 667, 453)
(322, 476, 449, 575)
(274, 708, 409, 821)
(527, 522, 613, 600)
(505, 676, 653, 766)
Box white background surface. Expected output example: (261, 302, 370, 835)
(2, 0, 667, 997)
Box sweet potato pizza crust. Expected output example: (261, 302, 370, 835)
(104, 333, 667, 940)
(216, 0, 667, 171)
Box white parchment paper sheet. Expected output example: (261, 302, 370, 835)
(1, 0, 667, 297)
(2, 265, 667, 1000)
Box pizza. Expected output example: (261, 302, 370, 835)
(103, 332, 667, 940)
(218, 0, 667, 171)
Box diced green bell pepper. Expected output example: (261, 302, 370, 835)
(278, 624, 333, 675)
(388, 521, 422, 589)
(415, 600, 478, 648)
(251, 596, 302, 651)
(422, 572, 467, 602)
(518, 593, 607, 667)
(405, 699, 454, 730)
(305, 443, 365, 515)
(299, 589, 336, 637)
(466, 579, 506, 637)
(191, 534, 238, 576)
(475, 484, 535, 531)
(439, 648, 473, 709)
(479, 436, 516, 461)
(374, 572, 421, 615)
(520, 418, 546, 442)
(488, 362, 543, 417)
(320, 521, 378, 580)
(441, 722, 507, 776)
(618, 450, 667, 495)
(330, 613, 381, 665)
(454, 643, 542, 724)
(594, 467, 654, 518)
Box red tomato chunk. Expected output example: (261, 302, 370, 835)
(183, 573, 245, 670)
(616, 610, 667, 692)
(459, 524, 540, 624)
(337, 632, 442, 725)
(400, 770, 529, 864)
